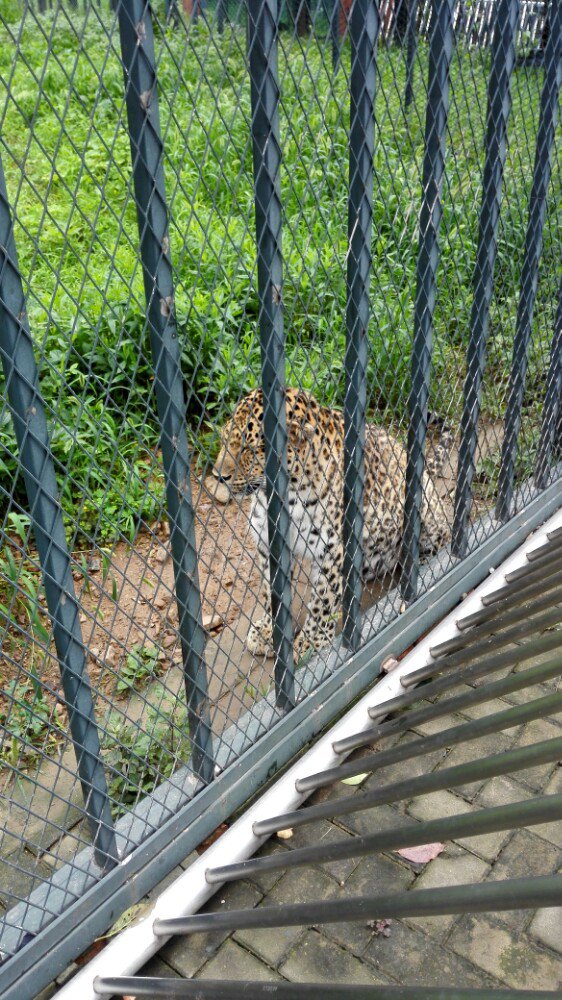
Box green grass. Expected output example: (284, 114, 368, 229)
(0, 5, 559, 543)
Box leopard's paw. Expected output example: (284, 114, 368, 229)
(247, 618, 274, 657)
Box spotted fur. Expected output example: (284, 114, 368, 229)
(207, 389, 451, 659)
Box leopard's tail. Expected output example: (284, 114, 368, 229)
(425, 413, 454, 477)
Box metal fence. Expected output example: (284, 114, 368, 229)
(0, 0, 560, 995)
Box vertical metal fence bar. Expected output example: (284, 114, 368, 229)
(117, 0, 214, 782)
(535, 278, 562, 487)
(331, 0, 341, 70)
(401, 0, 455, 603)
(405, 0, 418, 109)
(496, 1, 562, 522)
(248, 0, 295, 710)
(0, 157, 118, 870)
(342, 0, 379, 652)
(217, 0, 225, 33)
(451, 0, 519, 557)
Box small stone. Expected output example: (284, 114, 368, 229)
(80, 614, 86, 624)
(156, 548, 170, 564)
(202, 613, 223, 631)
(105, 645, 117, 668)
(162, 633, 176, 649)
(88, 557, 101, 573)
(160, 520, 170, 538)
(90, 647, 100, 660)
(381, 656, 399, 673)
(277, 828, 293, 840)
(154, 596, 167, 610)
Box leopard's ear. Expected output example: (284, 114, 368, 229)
(288, 416, 316, 446)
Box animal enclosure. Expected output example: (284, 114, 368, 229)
(0, 0, 560, 995)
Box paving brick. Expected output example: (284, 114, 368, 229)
(486, 830, 561, 931)
(337, 801, 417, 839)
(137, 956, 181, 979)
(323, 852, 414, 955)
(0, 755, 83, 852)
(243, 839, 290, 893)
(234, 923, 306, 968)
(529, 907, 562, 954)
(434, 732, 516, 800)
(287, 819, 360, 883)
(241, 864, 341, 961)
(161, 880, 262, 977)
(365, 918, 496, 987)
(530, 766, 562, 848)
(512, 719, 561, 790)
(408, 789, 511, 862)
(449, 916, 562, 989)
(0, 848, 54, 908)
(502, 682, 554, 706)
(411, 713, 466, 737)
(406, 853, 489, 939)
(280, 929, 389, 985)
(266, 863, 339, 908)
(470, 662, 517, 688)
(198, 938, 280, 981)
(361, 734, 448, 789)
(456, 697, 514, 720)
(476, 774, 533, 809)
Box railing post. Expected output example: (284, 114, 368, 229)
(117, 0, 214, 782)
(248, 0, 295, 710)
(401, 0, 456, 603)
(342, 0, 380, 653)
(331, 0, 341, 70)
(452, 0, 519, 557)
(0, 157, 118, 871)
(405, 0, 418, 109)
(217, 0, 225, 33)
(535, 278, 562, 488)
(496, 0, 562, 522)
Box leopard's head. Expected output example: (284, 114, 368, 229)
(205, 389, 266, 503)
(205, 388, 342, 504)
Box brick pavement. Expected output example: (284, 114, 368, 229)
(40, 652, 561, 998)
(133, 662, 562, 993)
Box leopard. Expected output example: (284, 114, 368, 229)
(205, 388, 452, 661)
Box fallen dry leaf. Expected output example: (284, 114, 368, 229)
(396, 842, 445, 864)
(75, 938, 106, 966)
(367, 917, 392, 937)
(341, 773, 369, 786)
(196, 822, 229, 854)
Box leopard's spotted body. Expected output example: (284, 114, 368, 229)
(206, 388, 451, 659)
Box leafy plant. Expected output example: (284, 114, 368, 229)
(116, 642, 161, 694)
(0, 545, 49, 651)
(102, 699, 191, 814)
(0, 679, 63, 768)
(0, 11, 557, 547)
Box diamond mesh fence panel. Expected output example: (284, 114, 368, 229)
(0, 0, 560, 989)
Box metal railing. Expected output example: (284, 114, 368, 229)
(0, 0, 560, 995)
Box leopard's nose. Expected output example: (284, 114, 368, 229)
(204, 472, 231, 504)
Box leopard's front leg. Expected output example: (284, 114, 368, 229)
(294, 540, 343, 662)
